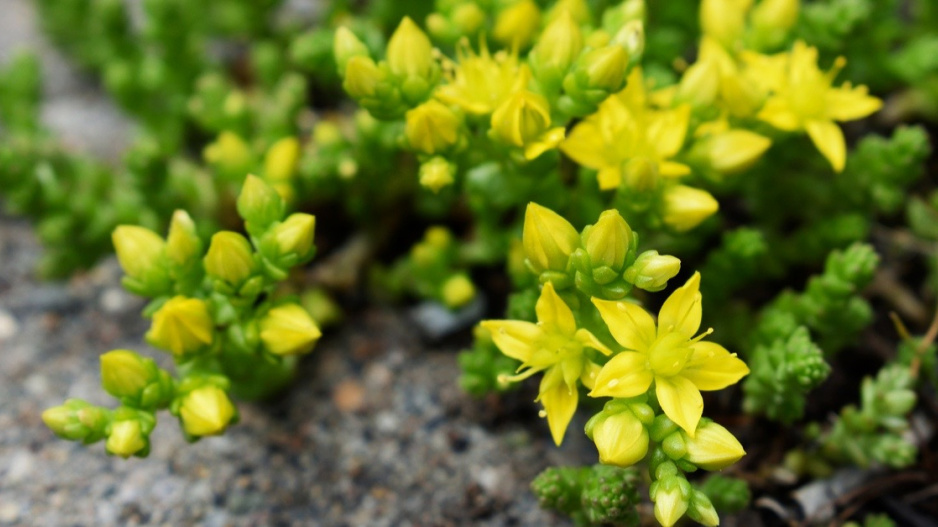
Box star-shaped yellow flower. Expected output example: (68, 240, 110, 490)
(754, 41, 882, 172)
(562, 69, 692, 190)
(588, 273, 749, 436)
(481, 282, 611, 445)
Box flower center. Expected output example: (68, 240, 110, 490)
(647, 331, 693, 377)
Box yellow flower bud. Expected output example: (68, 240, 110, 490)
(271, 213, 316, 260)
(683, 421, 746, 470)
(522, 202, 580, 273)
(147, 296, 214, 356)
(237, 174, 284, 230)
(700, 0, 752, 47)
(654, 479, 689, 527)
(452, 3, 486, 34)
(343, 56, 382, 99)
(583, 210, 632, 270)
(549, 0, 591, 23)
(100, 350, 151, 398)
(264, 137, 301, 182)
(333, 26, 369, 75)
(386, 17, 434, 78)
(676, 60, 720, 108)
(532, 10, 583, 74)
(441, 274, 476, 309)
(112, 225, 169, 287)
(493, 0, 542, 50)
(106, 420, 147, 458)
(259, 303, 322, 356)
(490, 90, 552, 148)
(589, 410, 649, 467)
(662, 185, 719, 232)
(405, 100, 462, 155)
(581, 45, 629, 91)
(697, 129, 772, 175)
(425, 226, 452, 249)
(687, 490, 720, 527)
(204, 231, 256, 286)
(179, 385, 236, 436)
(313, 121, 344, 147)
(203, 131, 252, 174)
(751, 0, 799, 37)
(166, 210, 201, 267)
(419, 156, 456, 193)
(612, 19, 645, 60)
(624, 250, 681, 292)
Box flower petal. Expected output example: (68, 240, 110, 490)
(682, 341, 750, 390)
(561, 119, 608, 170)
(579, 360, 602, 390)
(647, 105, 691, 158)
(805, 119, 846, 172)
(575, 328, 613, 356)
(479, 320, 541, 362)
(589, 352, 654, 398)
(536, 282, 577, 335)
(597, 166, 623, 190)
(657, 272, 702, 338)
(655, 375, 703, 436)
(592, 298, 656, 351)
(659, 161, 692, 178)
(825, 84, 882, 122)
(539, 370, 579, 446)
(757, 97, 801, 131)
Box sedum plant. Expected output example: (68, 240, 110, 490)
(42, 176, 322, 456)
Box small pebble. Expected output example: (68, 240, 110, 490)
(0, 310, 18, 340)
(333, 380, 366, 413)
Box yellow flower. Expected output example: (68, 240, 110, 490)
(490, 89, 566, 159)
(270, 213, 316, 261)
(755, 41, 882, 172)
(493, 0, 541, 50)
(106, 420, 147, 458)
(624, 250, 681, 292)
(562, 70, 692, 190)
(179, 385, 236, 437)
(147, 296, 214, 356)
(435, 41, 527, 115)
(259, 303, 322, 356)
(480, 282, 612, 445)
(522, 202, 580, 274)
(589, 273, 749, 436)
(405, 100, 462, 155)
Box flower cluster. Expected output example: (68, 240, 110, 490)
(483, 203, 749, 526)
(43, 176, 322, 456)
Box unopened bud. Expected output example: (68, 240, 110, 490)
(686, 490, 720, 527)
(523, 202, 580, 274)
(179, 385, 236, 437)
(682, 420, 746, 470)
(387, 17, 434, 79)
(259, 303, 322, 356)
(166, 210, 202, 267)
(333, 26, 370, 76)
(583, 210, 633, 270)
(532, 10, 583, 77)
(581, 45, 629, 92)
(441, 274, 476, 309)
(106, 419, 148, 458)
(694, 129, 771, 175)
(653, 476, 690, 527)
(662, 185, 719, 232)
(264, 137, 301, 182)
(100, 350, 152, 399)
(343, 56, 382, 99)
(146, 296, 214, 356)
(405, 100, 462, 155)
(586, 407, 649, 467)
(271, 213, 317, 261)
(676, 60, 720, 108)
(493, 0, 542, 49)
(204, 231, 257, 286)
(237, 174, 284, 231)
(624, 250, 681, 292)
(419, 156, 456, 193)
